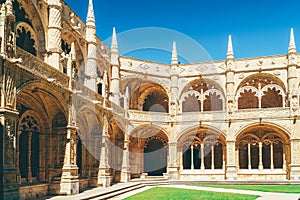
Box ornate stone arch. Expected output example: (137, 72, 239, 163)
(121, 76, 169, 112)
(121, 74, 169, 92)
(15, 0, 46, 58)
(235, 122, 291, 140)
(176, 125, 226, 144)
(16, 81, 68, 115)
(235, 86, 259, 100)
(235, 123, 290, 171)
(16, 21, 39, 55)
(235, 73, 287, 109)
(180, 78, 225, 112)
(18, 110, 44, 134)
(129, 124, 169, 141)
(177, 125, 226, 170)
(179, 90, 202, 104)
(261, 84, 285, 96)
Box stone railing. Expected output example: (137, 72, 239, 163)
(233, 107, 291, 121)
(128, 107, 292, 124)
(16, 47, 69, 88)
(128, 110, 170, 122)
(74, 83, 125, 115)
(179, 111, 227, 122)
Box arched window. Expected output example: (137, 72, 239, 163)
(19, 115, 40, 182)
(128, 81, 169, 113)
(236, 74, 286, 110)
(180, 79, 224, 112)
(16, 24, 37, 56)
(237, 128, 288, 170)
(52, 112, 67, 167)
(179, 130, 225, 170)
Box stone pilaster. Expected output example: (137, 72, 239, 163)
(289, 119, 300, 180)
(0, 57, 20, 200)
(167, 142, 179, 180)
(0, 0, 17, 59)
(120, 134, 130, 183)
(98, 116, 111, 187)
(225, 139, 237, 180)
(60, 101, 79, 195)
(47, 0, 62, 71)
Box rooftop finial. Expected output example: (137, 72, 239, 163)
(289, 28, 296, 53)
(86, 0, 95, 26)
(111, 27, 119, 54)
(171, 41, 178, 65)
(227, 35, 234, 59)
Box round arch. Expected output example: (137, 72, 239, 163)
(15, 0, 46, 58)
(235, 122, 291, 140)
(176, 124, 226, 143)
(235, 123, 290, 172)
(17, 81, 68, 115)
(129, 125, 169, 176)
(177, 125, 226, 170)
(123, 79, 169, 112)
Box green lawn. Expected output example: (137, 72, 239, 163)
(194, 184, 300, 193)
(124, 187, 259, 200)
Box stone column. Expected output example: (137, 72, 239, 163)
(98, 117, 111, 187)
(270, 143, 274, 170)
(258, 142, 263, 170)
(47, 0, 62, 71)
(0, 58, 20, 199)
(211, 145, 215, 170)
(120, 134, 130, 183)
(248, 143, 251, 170)
(60, 102, 79, 195)
(167, 142, 179, 180)
(27, 132, 32, 182)
(191, 145, 194, 170)
(200, 143, 205, 170)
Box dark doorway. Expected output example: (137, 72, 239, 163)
(144, 138, 167, 176)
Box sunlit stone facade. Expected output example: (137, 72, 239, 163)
(1, 0, 300, 199)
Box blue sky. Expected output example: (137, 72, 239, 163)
(65, 0, 300, 64)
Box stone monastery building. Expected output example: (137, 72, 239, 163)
(1, 0, 300, 199)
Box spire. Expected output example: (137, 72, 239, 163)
(227, 35, 234, 59)
(111, 27, 119, 54)
(289, 28, 296, 53)
(171, 41, 178, 65)
(86, 0, 95, 26)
